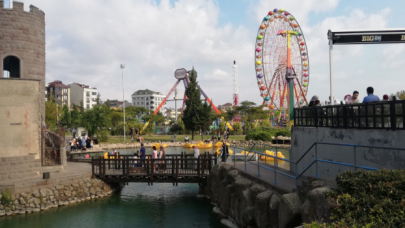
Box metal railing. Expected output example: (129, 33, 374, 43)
(91, 152, 217, 185)
(230, 142, 405, 189)
(294, 99, 405, 130)
(41, 125, 64, 166)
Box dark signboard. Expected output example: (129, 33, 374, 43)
(328, 29, 405, 45)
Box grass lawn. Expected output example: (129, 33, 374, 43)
(100, 134, 246, 144)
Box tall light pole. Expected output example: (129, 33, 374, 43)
(174, 88, 178, 123)
(121, 64, 126, 141)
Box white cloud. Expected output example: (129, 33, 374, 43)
(19, 0, 404, 109)
(23, 0, 253, 107)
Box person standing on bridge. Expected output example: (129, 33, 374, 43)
(152, 146, 158, 171)
(193, 145, 200, 170)
(139, 143, 146, 167)
(158, 145, 166, 171)
(220, 139, 229, 163)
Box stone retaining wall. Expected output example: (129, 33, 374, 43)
(0, 175, 120, 217)
(206, 164, 335, 228)
(0, 154, 40, 182)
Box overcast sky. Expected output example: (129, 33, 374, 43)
(16, 0, 405, 108)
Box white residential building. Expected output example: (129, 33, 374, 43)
(131, 89, 166, 115)
(70, 83, 98, 109)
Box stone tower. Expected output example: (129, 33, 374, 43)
(0, 1, 45, 117)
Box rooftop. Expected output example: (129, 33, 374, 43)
(132, 89, 161, 95)
(72, 83, 97, 90)
(48, 80, 70, 87)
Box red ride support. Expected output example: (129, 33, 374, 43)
(153, 80, 181, 115)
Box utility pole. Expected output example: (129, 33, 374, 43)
(120, 64, 126, 141)
(232, 61, 239, 106)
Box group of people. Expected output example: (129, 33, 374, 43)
(308, 87, 390, 107)
(211, 131, 229, 142)
(130, 144, 165, 171)
(70, 135, 95, 152)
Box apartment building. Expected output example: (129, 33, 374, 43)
(45, 80, 70, 107)
(70, 83, 98, 109)
(131, 89, 166, 115)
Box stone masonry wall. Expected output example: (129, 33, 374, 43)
(0, 154, 40, 182)
(0, 1, 46, 117)
(0, 79, 41, 159)
(0, 175, 120, 217)
(206, 164, 335, 228)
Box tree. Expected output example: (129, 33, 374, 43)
(60, 104, 71, 127)
(177, 118, 185, 134)
(232, 122, 243, 135)
(81, 104, 111, 136)
(390, 90, 405, 100)
(260, 119, 272, 127)
(142, 111, 165, 124)
(110, 111, 123, 127)
(236, 101, 270, 134)
(182, 68, 207, 140)
(198, 101, 212, 140)
(45, 96, 57, 130)
(96, 93, 101, 105)
(219, 121, 225, 133)
(71, 104, 81, 128)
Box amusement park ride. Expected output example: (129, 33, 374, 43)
(141, 8, 310, 132)
(255, 8, 309, 126)
(140, 69, 233, 134)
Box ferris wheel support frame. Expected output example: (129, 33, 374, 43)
(278, 30, 298, 124)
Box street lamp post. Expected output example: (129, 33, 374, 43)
(121, 64, 126, 141)
(174, 88, 178, 123)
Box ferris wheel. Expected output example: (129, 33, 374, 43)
(255, 8, 309, 112)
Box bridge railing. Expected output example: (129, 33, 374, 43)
(230, 142, 405, 191)
(91, 152, 217, 182)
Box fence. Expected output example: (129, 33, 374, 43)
(41, 125, 64, 166)
(91, 152, 217, 185)
(230, 142, 405, 190)
(294, 99, 405, 130)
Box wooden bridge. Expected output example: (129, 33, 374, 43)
(91, 152, 217, 186)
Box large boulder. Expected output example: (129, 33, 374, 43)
(307, 187, 335, 223)
(278, 192, 302, 228)
(254, 190, 273, 228)
(225, 170, 239, 184)
(269, 194, 281, 228)
(300, 199, 314, 224)
(250, 184, 267, 197)
(238, 189, 255, 227)
(311, 180, 326, 189)
(218, 164, 234, 183)
(234, 176, 253, 198)
(218, 182, 234, 216)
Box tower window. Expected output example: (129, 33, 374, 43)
(3, 56, 20, 78)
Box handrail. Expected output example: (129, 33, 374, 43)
(230, 142, 405, 190)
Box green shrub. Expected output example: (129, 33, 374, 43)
(245, 126, 290, 141)
(1, 188, 12, 206)
(319, 169, 405, 228)
(230, 122, 243, 135)
(274, 129, 291, 137)
(99, 130, 109, 142)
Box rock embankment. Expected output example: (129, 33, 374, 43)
(0, 178, 119, 217)
(206, 164, 335, 228)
